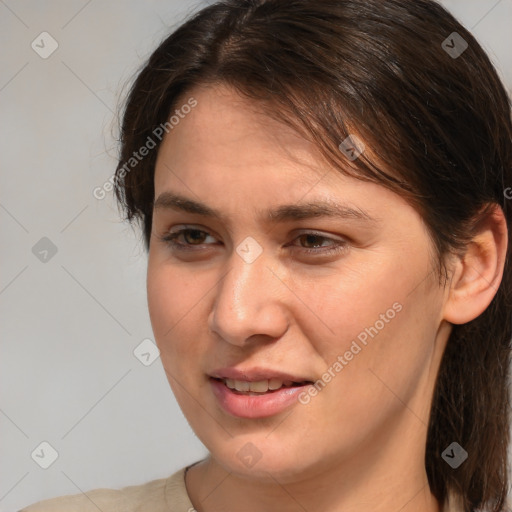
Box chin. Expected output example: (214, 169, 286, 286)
(207, 436, 328, 484)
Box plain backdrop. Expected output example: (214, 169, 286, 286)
(1, 1, 511, 510)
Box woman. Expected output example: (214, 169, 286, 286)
(21, 0, 511, 511)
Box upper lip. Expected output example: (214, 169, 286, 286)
(209, 367, 313, 383)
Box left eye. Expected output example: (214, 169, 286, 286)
(289, 233, 347, 255)
(294, 234, 335, 248)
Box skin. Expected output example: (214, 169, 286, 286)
(147, 83, 507, 512)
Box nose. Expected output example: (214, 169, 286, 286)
(208, 247, 289, 346)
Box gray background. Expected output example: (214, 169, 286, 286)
(1, 1, 511, 510)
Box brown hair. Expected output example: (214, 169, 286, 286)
(113, 1, 512, 510)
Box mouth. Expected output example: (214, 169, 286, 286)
(208, 375, 315, 418)
(210, 376, 313, 395)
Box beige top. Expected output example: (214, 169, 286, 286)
(19, 462, 199, 512)
(19, 460, 467, 512)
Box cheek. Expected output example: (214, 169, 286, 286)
(293, 260, 407, 357)
(317, 284, 440, 425)
(147, 267, 177, 339)
(146, 264, 204, 360)
(295, 255, 438, 395)
(146, 264, 211, 415)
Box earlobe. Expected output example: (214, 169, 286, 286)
(443, 204, 508, 325)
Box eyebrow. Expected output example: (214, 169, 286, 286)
(153, 191, 378, 224)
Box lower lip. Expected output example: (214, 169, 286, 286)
(209, 378, 311, 419)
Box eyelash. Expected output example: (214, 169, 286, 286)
(159, 227, 348, 257)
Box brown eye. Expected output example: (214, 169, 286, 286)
(160, 227, 218, 250)
(298, 234, 330, 248)
(290, 232, 348, 257)
(182, 229, 209, 244)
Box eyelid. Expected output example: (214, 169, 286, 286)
(291, 229, 347, 242)
(166, 224, 215, 236)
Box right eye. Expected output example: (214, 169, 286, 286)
(160, 227, 219, 251)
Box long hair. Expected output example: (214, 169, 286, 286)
(113, 1, 512, 510)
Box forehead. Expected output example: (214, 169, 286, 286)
(155, 84, 352, 192)
(153, 83, 412, 222)
(158, 86, 321, 169)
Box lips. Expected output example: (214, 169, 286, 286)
(209, 378, 313, 418)
(208, 367, 315, 418)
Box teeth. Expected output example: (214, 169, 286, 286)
(223, 378, 302, 393)
(247, 380, 268, 392)
(234, 380, 250, 392)
(268, 378, 283, 390)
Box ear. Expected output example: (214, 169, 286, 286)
(443, 204, 508, 325)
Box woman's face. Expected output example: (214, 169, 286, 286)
(148, 84, 451, 482)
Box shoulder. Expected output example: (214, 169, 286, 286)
(18, 464, 196, 512)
